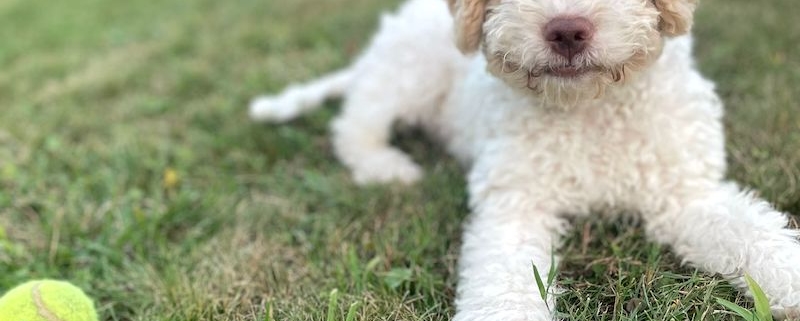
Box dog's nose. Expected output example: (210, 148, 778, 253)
(543, 17, 595, 61)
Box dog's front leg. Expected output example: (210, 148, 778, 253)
(454, 186, 566, 321)
(643, 182, 800, 319)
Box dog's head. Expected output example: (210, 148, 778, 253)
(447, 0, 697, 104)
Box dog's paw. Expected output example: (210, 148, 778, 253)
(249, 95, 299, 122)
(351, 149, 422, 185)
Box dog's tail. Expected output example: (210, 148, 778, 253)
(249, 68, 355, 122)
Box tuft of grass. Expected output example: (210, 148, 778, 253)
(716, 274, 774, 321)
(532, 251, 558, 311)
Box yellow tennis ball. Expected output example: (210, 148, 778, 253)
(0, 279, 98, 321)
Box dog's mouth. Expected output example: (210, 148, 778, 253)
(496, 57, 628, 93)
(526, 63, 623, 94)
(539, 63, 611, 79)
(502, 60, 602, 79)
(544, 65, 592, 78)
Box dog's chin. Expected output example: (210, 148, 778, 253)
(542, 65, 601, 79)
(531, 72, 612, 107)
(488, 62, 623, 108)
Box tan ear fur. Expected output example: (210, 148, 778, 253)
(453, 0, 487, 53)
(445, 0, 456, 13)
(654, 0, 697, 36)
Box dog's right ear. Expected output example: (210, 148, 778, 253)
(451, 0, 487, 54)
(654, 0, 697, 36)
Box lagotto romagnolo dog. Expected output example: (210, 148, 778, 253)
(249, 0, 800, 319)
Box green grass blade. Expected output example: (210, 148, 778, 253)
(547, 253, 557, 291)
(745, 274, 773, 321)
(717, 298, 757, 320)
(326, 289, 340, 321)
(532, 262, 547, 302)
(264, 301, 274, 321)
(345, 301, 362, 321)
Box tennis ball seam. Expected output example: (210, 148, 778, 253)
(31, 282, 66, 321)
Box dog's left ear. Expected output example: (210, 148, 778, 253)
(451, 0, 487, 53)
(654, 0, 698, 36)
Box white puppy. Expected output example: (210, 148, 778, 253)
(250, 0, 800, 319)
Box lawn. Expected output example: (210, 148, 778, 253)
(0, 0, 797, 320)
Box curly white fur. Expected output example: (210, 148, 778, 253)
(249, 0, 800, 319)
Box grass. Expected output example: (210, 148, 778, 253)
(0, 0, 797, 320)
(717, 274, 775, 321)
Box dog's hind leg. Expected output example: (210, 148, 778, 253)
(249, 68, 355, 122)
(644, 182, 800, 320)
(330, 88, 426, 185)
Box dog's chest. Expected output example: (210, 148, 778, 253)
(505, 99, 723, 211)
(536, 104, 667, 176)
(444, 59, 726, 211)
